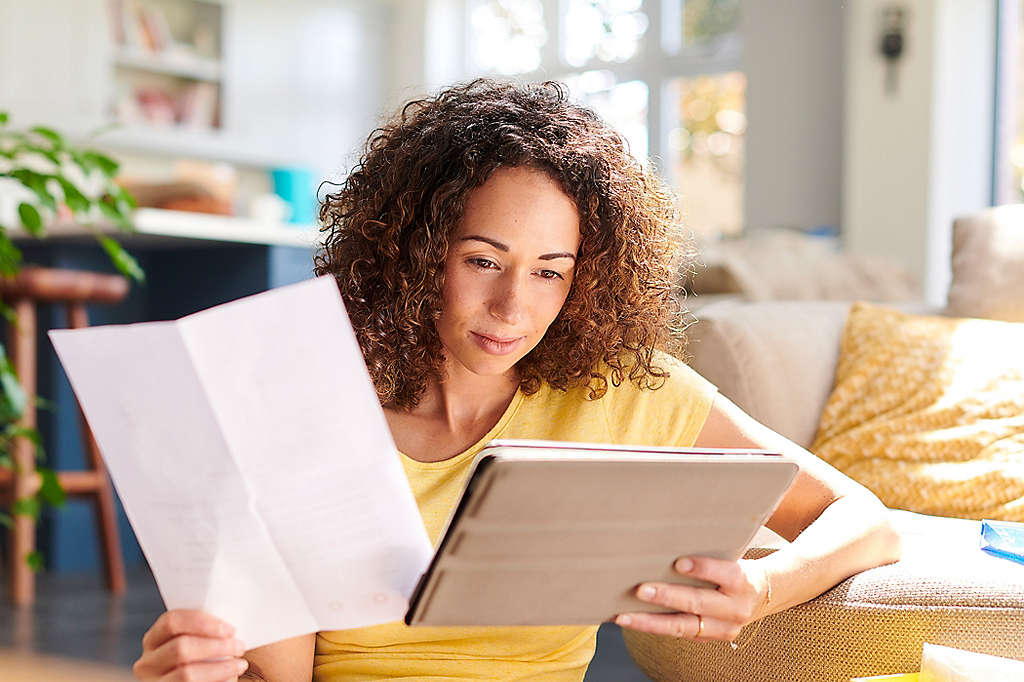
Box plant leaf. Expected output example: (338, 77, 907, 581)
(37, 467, 66, 507)
(37, 148, 61, 166)
(0, 300, 14, 323)
(0, 355, 26, 422)
(69, 149, 92, 173)
(12, 496, 40, 519)
(30, 126, 63, 148)
(56, 177, 90, 214)
(0, 453, 12, 469)
(84, 151, 119, 177)
(31, 184, 58, 212)
(98, 195, 131, 229)
(26, 550, 44, 573)
(0, 511, 12, 529)
(17, 202, 43, 236)
(98, 237, 145, 283)
(0, 112, 8, 125)
(0, 234, 23, 276)
(10, 170, 58, 211)
(6, 424, 44, 460)
(113, 185, 137, 211)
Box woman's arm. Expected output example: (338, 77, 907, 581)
(242, 634, 316, 681)
(616, 393, 902, 641)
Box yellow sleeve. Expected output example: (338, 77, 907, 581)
(601, 351, 718, 448)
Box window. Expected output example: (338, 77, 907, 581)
(994, 0, 1023, 204)
(464, 0, 744, 238)
(469, 0, 546, 75)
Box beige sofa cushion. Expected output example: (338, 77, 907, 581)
(623, 511, 1024, 682)
(947, 205, 1024, 322)
(694, 230, 919, 301)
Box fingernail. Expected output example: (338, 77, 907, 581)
(616, 615, 632, 626)
(236, 658, 249, 673)
(233, 639, 247, 656)
(219, 623, 235, 637)
(676, 558, 694, 573)
(638, 585, 656, 599)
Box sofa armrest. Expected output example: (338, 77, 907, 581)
(686, 301, 853, 448)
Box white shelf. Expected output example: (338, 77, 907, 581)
(113, 47, 222, 82)
(130, 208, 319, 247)
(21, 209, 320, 249)
(94, 126, 297, 169)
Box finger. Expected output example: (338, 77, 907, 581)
(674, 556, 746, 593)
(634, 582, 732, 620)
(616, 612, 739, 641)
(159, 658, 249, 682)
(148, 635, 247, 673)
(143, 610, 236, 651)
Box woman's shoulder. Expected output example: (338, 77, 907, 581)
(597, 349, 712, 396)
(513, 350, 716, 447)
(597, 349, 718, 447)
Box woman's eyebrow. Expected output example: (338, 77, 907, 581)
(460, 235, 509, 251)
(538, 252, 576, 261)
(460, 235, 576, 261)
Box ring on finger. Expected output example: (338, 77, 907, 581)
(695, 614, 704, 638)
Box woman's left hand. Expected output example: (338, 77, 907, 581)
(614, 557, 770, 642)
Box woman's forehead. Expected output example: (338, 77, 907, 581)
(458, 167, 580, 239)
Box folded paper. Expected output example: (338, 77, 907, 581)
(49, 276, 433, 649)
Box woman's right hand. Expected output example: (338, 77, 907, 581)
(133, 609, 250, 681)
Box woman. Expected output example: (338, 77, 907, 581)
(133, 80, 900, 682)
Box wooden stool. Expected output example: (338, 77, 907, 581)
(0, 266, 130, 605)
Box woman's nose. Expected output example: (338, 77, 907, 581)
(489, 275, 524, 324)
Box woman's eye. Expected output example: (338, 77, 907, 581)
(469, 258, 498, 270)
(538, 269, 565, 280)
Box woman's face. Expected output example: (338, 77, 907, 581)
(436, 165, 582, 380)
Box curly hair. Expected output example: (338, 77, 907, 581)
(314, 78, 694, 409)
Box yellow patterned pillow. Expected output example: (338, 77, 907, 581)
(811, 302, 1024, 521)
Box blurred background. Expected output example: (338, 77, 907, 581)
(0, 0, 1017, 679)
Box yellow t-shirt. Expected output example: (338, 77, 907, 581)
(314, 353, 717, 681)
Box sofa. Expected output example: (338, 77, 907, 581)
(622, 206, 1024, 681)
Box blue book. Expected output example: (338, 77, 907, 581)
(980, 520, 1024, 566)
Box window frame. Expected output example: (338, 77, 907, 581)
(462, 0, 743, 188)
(993, 0, 1020, 206)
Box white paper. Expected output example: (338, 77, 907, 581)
(49, 276, 433, 649)
(920, 643, 1024, 682)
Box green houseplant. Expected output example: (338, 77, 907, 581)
(0, 111, 143, 569)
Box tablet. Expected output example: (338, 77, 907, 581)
(404, 439, 799, 627)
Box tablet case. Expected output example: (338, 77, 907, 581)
(405, 440, 799, 626)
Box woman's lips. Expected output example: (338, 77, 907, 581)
(471, 332, 526, 355)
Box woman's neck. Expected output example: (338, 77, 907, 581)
(384, 362, 520, 463)
(418, 361, 519, 434)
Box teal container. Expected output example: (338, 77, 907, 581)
(270, 167, 316, 225)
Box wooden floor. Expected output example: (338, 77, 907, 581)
(0, 565, 649, 681)
(0, 566, 162, 680)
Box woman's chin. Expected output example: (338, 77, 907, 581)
(444, 352, 523, 381)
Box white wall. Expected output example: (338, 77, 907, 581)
(381, 0, 466, 114)
(843, 0, 996, 304)
(221, 0, 391, 178)
(0, 0, 388, 181)
(741, 0, 845, 233)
